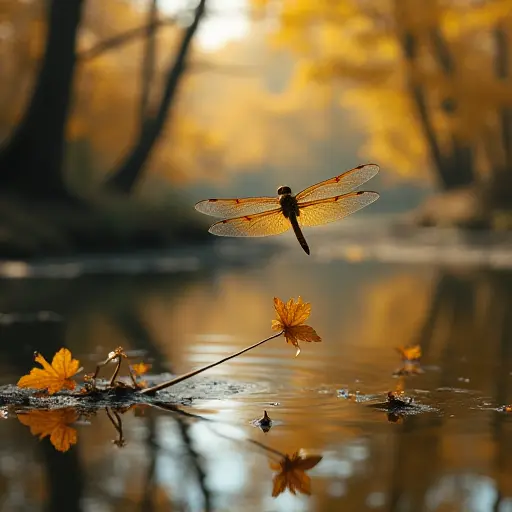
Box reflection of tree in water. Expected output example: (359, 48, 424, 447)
(0, 271, 206, 511)
(316, 270, 512, 510)
(100, 409, 212, 512)
(41, 440, 84, 512)
(0, 272, 204, 371)
(388, 270, 512, 510)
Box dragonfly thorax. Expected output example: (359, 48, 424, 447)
(277, 185, 292, 196)
(279, 190, 299, 219)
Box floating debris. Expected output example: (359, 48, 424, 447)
(252, 410, 273, 433)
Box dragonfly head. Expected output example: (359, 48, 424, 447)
(277, 186, 292, 196)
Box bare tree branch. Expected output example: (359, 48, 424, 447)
(105, 0, 207, 193)
(79, 16, 175, 62)
(140, 0, 159, 123)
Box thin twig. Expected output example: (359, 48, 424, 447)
(140, 0, 158, 123)
(106, 408, 125, 447)
(127, 365, 141, 388)
(109, 357, 122, 386)
(141, 330, 284, 394)
(79, 17, 175, 62)
(91, 350, 125, 389)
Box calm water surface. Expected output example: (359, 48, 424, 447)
(0, 233, 511, 512)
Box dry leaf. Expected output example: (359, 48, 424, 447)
(395, 345, 422, 361)
(17, 348, 80, 395)
(130, 362, 151, 376)
(17, 409, 78, 452)
(387, 391, 413, 407)
(270, 451, 322, 497)
(272, 297, 321, 356)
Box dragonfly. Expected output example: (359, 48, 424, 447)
(194, 163, 380, 255)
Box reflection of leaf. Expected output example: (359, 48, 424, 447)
(17, 409, 78, 452)
(394, 345, 423, 376)
(394, 376, 405, 395)
(269, 452, 322, 497)
(272, 297, 321, 356)
(17, 348, 80, 395)
(393, 360, 424, 376)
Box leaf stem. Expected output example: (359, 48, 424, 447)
(141, 330, 284, 395)
(109, 357, 122, 387)
(246, 438, 286, 459)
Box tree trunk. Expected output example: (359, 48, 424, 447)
(428, 26, 475, 189)
(105, 0, 207, 194)
(393, 1, 475, 191)
(140, 0, 159, 124)
(490, 24, 512, 207)
(0, 0, 84, 200)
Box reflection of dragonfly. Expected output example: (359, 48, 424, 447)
(195, 163, 380, 255)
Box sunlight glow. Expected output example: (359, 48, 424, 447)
(159, 0, 249, 52)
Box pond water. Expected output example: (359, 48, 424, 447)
(0, 226, 512, 512)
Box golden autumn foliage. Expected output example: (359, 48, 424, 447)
(251, 0, 512, 188)
(17, 348, 80, 395)
(0, 0, 224, 190)
(17, 409, 78, 452)
(1, 0, 371, 193)
(270, 451, 322, 497)
(272, 296, 321, 356)
(355, 273, 433, 350)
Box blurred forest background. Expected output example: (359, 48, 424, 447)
(1, 0, 511, 258)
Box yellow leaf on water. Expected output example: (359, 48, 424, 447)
(17, 409, 78, 452)
(395, 344, 422, 362)
(17, 348, 80, 395)
(130, 362, 151, 376)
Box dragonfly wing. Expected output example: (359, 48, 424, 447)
(195, 197, 279, 218)
(295, 164, 379, 203)
(297, 191, 379, 227)
(209, 209, 291, 237)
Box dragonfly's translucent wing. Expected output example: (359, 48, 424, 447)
(295, 164, 379, 203)
(209, 209, 291, 237)
(195, 197, 279, 218)
(297, 191, 379, 227)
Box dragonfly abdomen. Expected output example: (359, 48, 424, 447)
(290, 214, 310, 255)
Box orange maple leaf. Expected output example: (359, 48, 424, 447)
(130, 362, 151, 376)
(270, 452, 322, 497)
(271, 297, 321, 356)
(395, 345, 422, 362)
(17, 408, 78, 452)
(17, 348, 80, 395)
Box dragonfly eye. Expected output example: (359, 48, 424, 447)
(277, 186, 292, 195)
